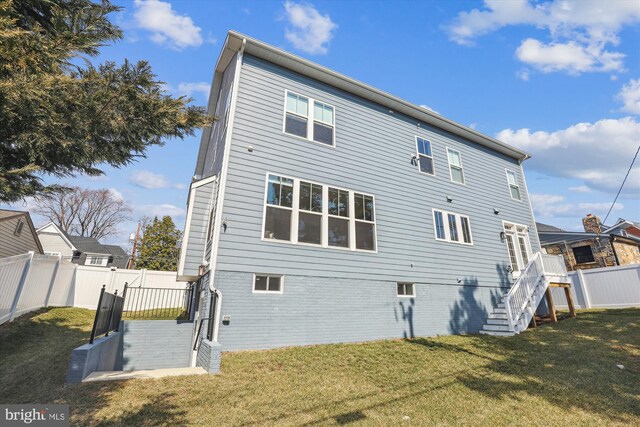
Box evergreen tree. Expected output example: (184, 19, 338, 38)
(0, 0, 211, 202)
(136, 216, 181, 271)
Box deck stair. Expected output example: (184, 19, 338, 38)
(480, 253, 568, 336)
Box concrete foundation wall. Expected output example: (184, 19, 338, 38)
(212, 270, 503, 352)
(66, 332, 123, 383)
(122, 320, 194, 371)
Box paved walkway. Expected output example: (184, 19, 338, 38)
(83, 367, 207, 382)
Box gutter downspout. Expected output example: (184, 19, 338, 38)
(610, 235, 621, 266)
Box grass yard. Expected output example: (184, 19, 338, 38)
(0, 307, 638, 426)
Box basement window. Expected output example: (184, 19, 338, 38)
(572, 245, 595, 264)
(397, 282, 415, 297)
(253, 275, 283, 293)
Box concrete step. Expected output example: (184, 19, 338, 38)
(493, 307, 507, 314)
(497, 302, 505, 309)
(479, 329, 516, 337)
(486, 318, 509, 325)
(482, 324, 511, 332)
(83, 367, 207, 382)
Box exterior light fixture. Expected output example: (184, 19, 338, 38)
(446, 195, 453, 203)
(500, 231, 506, 242)
(493, 208, 500, 215)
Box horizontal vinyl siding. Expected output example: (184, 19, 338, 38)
(215, 54, 538, 288)
(202, 53, 238, 178)
(183, 181, 217, 277)
(0, 217, 41, 257)
(37, 233, 74, 257)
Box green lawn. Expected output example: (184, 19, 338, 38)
(0, 307, 638, 426)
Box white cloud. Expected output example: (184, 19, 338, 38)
(419, 104, 440, 114)
(447, 0, 640, 75)
(176, 82, 211, 98)
(617, 79, 640, 114)
(516, 68, 530, 81)
(530, 193, 623, 219)
(569, 185, 592, 193)
(515, 38, 623, 74)
(496, 117, 640, 194)
(134, 0, 202, 49)
(283, 1, 337, 55)
(130, 170, 185, 189)
(136, 204, 186, 218)
(108, 188, 124, 201)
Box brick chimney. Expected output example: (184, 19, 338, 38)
(582, 213, 602, 233)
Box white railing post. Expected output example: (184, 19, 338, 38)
(9, 251, 35, 322)
(44, 254, 62, 307)
(505, 298, 515, 331)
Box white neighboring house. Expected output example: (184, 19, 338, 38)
(36, 222, 129, 268)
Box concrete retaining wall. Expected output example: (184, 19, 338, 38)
(122, 320, 194, 370)
(66, 332, 123, 383)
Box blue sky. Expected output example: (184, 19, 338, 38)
(5, 0, 640, 247)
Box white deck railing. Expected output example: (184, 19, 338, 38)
(504, 252, 568, 332)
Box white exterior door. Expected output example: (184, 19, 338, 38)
(504, 222, 532, 279)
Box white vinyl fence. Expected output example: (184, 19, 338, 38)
(0, 251, 188, 325)
(549, 263, 640, 309)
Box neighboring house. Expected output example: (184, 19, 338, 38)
(0, 210, 43, 257)
(178, 31, 543, 353)
(538, 214, 640, 271)
(36, 222, 129, 268)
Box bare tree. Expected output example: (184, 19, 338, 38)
(35, 187, 132, 240)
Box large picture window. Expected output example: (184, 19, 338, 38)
(298, 181, 323, 245)
(263, 173, 376, 252)
(432, 209, 473, 245)
(283, 90, 335, 146)
(264, 175, 294, 241)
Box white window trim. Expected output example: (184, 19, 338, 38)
(85, 253, 109, 266)
(261, 172, 378, 253)
(502, 221, 532, 275)
(252, 273, 284, 294)
(432, 208, 473, 245)
(505, 169, 522, 201)
(397, 282, 416, 297)
(415, 136, 436, 176)
(446, 147, 465, 185)
(282, 90, 336, 148)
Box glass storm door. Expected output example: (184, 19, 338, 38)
(504, 223, 532, 278)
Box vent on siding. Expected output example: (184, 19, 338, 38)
(14, 220, 24, 236)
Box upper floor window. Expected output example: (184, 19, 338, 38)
(263, 173, 376, 252)
(447, 148, 465, 184)
(284, 91, 335, 146)
(506, 170, 521, 201)
(416, 137, 434, 175)
(433, 209, 473, 245)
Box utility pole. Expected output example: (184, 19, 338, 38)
(127, 222, 141, 269)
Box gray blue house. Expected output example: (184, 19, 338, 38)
(178, 31, 546, 364)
